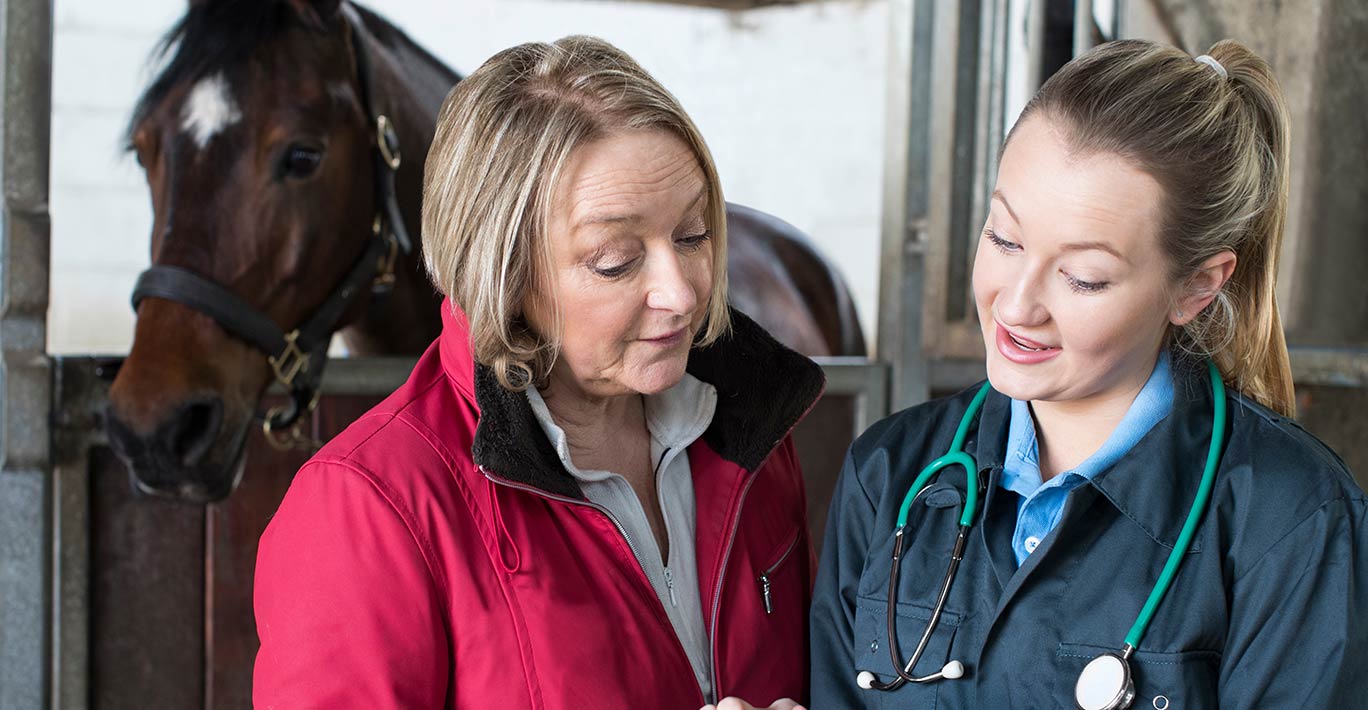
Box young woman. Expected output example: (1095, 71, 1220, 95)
(798, 39, 1367, 709)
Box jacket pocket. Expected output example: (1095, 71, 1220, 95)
(852, 594, 962, 708)
(1057, 642, 1220, 710)
(756, 528, 801, 615)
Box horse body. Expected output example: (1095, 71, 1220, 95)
(105, 0, 864, 502)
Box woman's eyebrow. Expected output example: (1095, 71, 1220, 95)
(1059, 240, 1128, 263)
(575, 185, 708, 231)
(991, 189, 1020, 223)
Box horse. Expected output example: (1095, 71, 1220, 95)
(104, 0, 866, 503)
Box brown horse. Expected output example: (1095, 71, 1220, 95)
(105, 0, 865, 503)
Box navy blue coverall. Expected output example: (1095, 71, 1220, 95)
(810, 369, 1368, 708)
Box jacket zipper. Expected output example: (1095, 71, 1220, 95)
(708, 473, 758, 697)
(479, 466, 705, 703)
(757, 530, 800, 615)
(707, 382, 824, 696)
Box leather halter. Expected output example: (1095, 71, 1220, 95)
(130, 4, 414, 450)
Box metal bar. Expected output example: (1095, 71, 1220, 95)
(50, 358, 104, 710)
(1289, 347, 1368, 388)
(0, 1, 54, 709)
(877, 0, 935, 412)
(1074, 0, 1095, 56)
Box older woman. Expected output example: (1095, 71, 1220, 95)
(251, 36, 820, 709)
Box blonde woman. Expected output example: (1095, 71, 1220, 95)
(253, 37, 817, 709)
(797, 39, 1366, 710)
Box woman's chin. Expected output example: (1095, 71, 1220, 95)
(622, 359, 690, 396)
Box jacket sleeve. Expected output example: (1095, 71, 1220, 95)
(253, 460, 449, 709)
(809, 448, 877, 708)
(1218, 497, 1368, 708)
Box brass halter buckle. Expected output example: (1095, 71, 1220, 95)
(376, 114, 401, 170)
(262, 393, 323, 452)
(267, 330, 309, 389)
(371, 215, 399, 291)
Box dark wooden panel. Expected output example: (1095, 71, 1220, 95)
(205, 395, 386, 710)
(90, 447, 205, 710)
(1296, 384, 1368, 491)
(792, 393, 859, 557)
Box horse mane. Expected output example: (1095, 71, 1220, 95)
(124, 1, 458, 148)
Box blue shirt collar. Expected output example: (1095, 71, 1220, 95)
(999, 351, 1174, 498)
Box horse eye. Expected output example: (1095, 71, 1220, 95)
(279, 144, 323, 179)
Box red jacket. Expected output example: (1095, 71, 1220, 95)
(253, 303, 824, 709)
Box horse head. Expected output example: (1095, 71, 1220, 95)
(105, 0, 450, 502)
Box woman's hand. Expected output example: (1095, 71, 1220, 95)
(700, 698, 806, 710)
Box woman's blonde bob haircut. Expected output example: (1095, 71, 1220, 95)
(422, 36, 730, 391)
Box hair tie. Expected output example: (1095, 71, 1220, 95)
(1194, 54, 1228, 79)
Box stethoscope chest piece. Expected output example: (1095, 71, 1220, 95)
(1075, 651, 1135, 710)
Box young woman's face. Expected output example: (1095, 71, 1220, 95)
(527, 129, 714, 399)
(973, 115, 1178, 407)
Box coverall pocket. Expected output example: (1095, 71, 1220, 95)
(852, 595, 962, 707)
(1057, 642, 1220, 709)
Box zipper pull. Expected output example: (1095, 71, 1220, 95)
(665, 567, 678, 607)
(759, 574, 773, 615)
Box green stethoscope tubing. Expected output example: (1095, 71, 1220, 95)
(888, 360, 1227, 665)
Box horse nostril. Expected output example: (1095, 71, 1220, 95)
(166, 397, 223, 467)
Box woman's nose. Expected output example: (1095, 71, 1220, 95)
(995, 269, 1049, 327)
(645, 252, 698, 315)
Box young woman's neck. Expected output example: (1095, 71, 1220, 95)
(1029, 369, 1152, 481)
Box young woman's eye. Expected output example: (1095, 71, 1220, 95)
(676, 231, 712, 252)
(1064, 272, 1109, 294)
(984, 228, 1020, 253)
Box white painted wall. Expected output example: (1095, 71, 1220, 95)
(49, 0, 888, 353)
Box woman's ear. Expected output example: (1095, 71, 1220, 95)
(1171, 250, 1237, 326)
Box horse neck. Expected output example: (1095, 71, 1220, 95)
(340, 8, 459, 356)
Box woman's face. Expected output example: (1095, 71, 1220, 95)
(528, 129, 714, 400)
(973, 115, 1178, 408)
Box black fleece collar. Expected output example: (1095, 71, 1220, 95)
(471, 308, 827, 499)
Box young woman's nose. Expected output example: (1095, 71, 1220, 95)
(644, 251, 698, 315)
(995, 266, 1050, 327)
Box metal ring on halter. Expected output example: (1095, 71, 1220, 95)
(376, 114, 402, 170)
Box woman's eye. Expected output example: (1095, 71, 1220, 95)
(591, 259, 635, 279)
(279, 144, 323, 179)
(676, 231, 712, 251)
(1064, 272, 1109, 294)
(985, 228, 1020, 253)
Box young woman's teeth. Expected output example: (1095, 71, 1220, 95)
(1010, 334, 1049, 351)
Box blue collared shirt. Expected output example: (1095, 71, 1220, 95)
(998, 352, 1174, 565)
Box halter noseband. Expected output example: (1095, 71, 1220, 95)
(130, 4, 414, 450)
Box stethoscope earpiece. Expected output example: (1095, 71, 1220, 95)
(857, 660, 966, 691)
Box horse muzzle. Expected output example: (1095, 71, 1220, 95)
(104, 394, 248, 503)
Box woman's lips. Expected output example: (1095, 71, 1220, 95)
(995, 323, 1061, 364)
(642, 327, 686, 347)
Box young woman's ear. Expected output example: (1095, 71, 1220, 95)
(1171, 250, 1237, 326)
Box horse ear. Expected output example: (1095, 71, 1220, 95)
(286, 0, 343, 28)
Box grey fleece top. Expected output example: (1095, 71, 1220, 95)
(525, 373, 718, 703)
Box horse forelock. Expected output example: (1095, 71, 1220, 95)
(125, 1, 332, 148)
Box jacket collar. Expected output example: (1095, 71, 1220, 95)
(438, 299, 826, 499)
(1084, 360, 1220, 551)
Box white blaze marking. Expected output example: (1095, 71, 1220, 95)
(180, 73, 242, 148)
